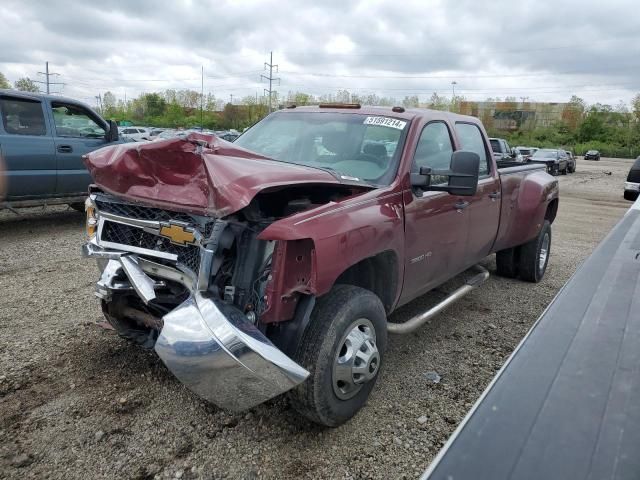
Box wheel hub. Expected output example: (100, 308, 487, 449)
(539, 232, 550, 271)
(332, 319, 379, 400)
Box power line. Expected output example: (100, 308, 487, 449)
(261, 51, 280, 113)
(35, 62, 64, 94)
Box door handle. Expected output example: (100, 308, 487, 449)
(454, 200, 470, 211)
(489, 191, 501, 199)
(57, 145, 73, 153)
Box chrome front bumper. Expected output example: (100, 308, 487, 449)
(83, 242, 309, 411)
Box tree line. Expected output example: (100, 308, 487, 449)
(2, 70, 639, 157)
(0, 72, 40, 92)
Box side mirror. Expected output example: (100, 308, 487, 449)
(106, 120, 119, 142)
(410, 150, 480, 196)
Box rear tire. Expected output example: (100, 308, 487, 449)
(518, 220, 551, 283)
(496, 247, 519, 278)
(289, 285, 387, 427)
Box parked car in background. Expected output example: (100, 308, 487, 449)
(514, 146, 534, 162)
(82, 106, 559, 426)
(530, 148, 569, 175)
(119, 126, 151, 142)
(489, 137, 513, 161)
(149, 129, 165, 138)
(220, 132, 239, 142)
(565, 150, 576, 173)
(0, 89, 121, 209)
(624, 156, 640, 201)
(584, 149, 601, 161)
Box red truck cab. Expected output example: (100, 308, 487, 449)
(82, 105, 558, 426)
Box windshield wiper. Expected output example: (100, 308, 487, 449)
(308, 165, 376, 186)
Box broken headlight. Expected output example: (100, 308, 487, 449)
(85, 196, 98, 239)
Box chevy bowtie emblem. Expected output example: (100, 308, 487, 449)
(159, 223, 196, 246)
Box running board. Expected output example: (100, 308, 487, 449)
(387, 265, 490, 334)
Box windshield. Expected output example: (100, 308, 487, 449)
(234, 111, 410, 185)
(532, 150, 557, 159)
(517, 148, 531, 155)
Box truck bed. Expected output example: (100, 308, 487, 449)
(496, 160, 545, 173)
(423, 201, 640, 480)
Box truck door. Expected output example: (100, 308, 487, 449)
(0, 94, 56, 199)
(401, 121, 469, 304)
(48, 100, 109, 195)
(454, 122, 500, 266)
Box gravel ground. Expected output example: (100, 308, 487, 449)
(0, 157, 633, 479)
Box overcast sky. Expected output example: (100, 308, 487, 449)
(1, 0, 638, 108)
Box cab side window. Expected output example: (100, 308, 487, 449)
(51, 102, 105, 138)
(455, 123, 489, 176)
(0, 97, 47, 136)
(413, 122, 454, 186)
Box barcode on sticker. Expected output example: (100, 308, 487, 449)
(363, 116, 407, 130)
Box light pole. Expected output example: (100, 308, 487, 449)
(451, 81, 457, 112)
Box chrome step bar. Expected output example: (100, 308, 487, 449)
(388, 265, 490, 335)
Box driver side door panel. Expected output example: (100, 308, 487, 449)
(48, 100, 107, 195)
(400, 121, 469, 304)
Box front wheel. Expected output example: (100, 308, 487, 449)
(69, 202, 86, 213)
(518, 220, 551, 282)
(289, 285, 387, 427)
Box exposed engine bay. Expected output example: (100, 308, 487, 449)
(90, 183, 363, 348)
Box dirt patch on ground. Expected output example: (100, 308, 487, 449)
(0, 157, 633, 479)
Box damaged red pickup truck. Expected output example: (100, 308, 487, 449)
(82, 105, 558, 426)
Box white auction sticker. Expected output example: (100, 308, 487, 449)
(363, 116, 407, 130)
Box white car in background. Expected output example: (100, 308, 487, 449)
(119, 127, 152, 142)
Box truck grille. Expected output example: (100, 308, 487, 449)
(95, 198, 195, 224)
(95, 196, 215, 238)
(101, 221, 201, 272)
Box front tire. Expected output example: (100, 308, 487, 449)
(69, 202, 85, 213)
(518, 220, 551, 283)
(289, 285, 387, 427)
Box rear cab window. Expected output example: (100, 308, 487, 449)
(0, 97, 47, 136)
(455, 123, 490, 176)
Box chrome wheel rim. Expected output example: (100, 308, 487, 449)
(539, 232, 550, 271)
(332, 318, 380, 400)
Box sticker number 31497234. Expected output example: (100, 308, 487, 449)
(363, 116, 407, 130)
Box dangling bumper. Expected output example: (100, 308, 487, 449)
(83, 241, 309, 411)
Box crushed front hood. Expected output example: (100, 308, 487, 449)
(83, 133, 339, 217)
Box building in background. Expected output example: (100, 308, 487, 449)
(458, 101, 569, 131)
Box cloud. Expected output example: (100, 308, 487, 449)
(0, 0, 638, 106)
